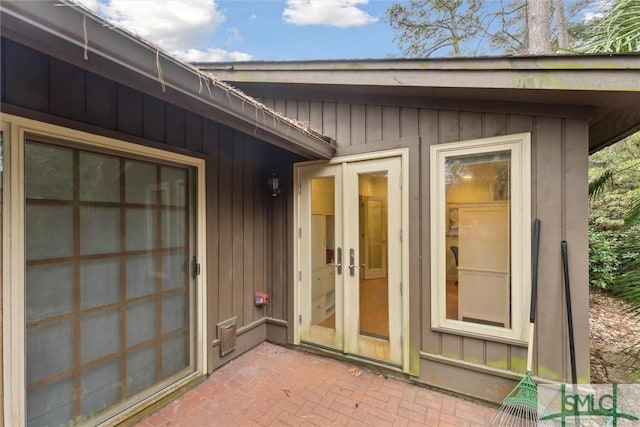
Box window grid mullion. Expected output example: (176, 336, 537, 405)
(119, 157, 128, 400)
(155, 165, 163, 381)
(72, 150, 82, 419)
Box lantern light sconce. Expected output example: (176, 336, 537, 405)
(268, 170, 280, 197)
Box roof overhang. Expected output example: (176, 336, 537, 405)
(0, 1, 335, 159)
(197, 57, 640, 153)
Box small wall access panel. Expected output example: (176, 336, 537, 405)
(217, 317, 238, 357)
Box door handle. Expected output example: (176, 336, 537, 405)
(335, 247, 342, 275)
(349, 248, 356, 276)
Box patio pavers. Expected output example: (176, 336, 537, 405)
(136, 342, 496, 426)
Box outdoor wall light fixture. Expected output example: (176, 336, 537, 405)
(268, 170, 280, 197)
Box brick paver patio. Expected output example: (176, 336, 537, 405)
(136, 342, 496, 426)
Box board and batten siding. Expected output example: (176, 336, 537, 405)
(263, 96, 589, 401)
(1, 38, 298, 375)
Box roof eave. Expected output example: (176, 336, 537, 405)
(202, 66, 640, 94)
(201, 58, 640, 151)
(0, 1, 335, 159)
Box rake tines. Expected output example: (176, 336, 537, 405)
(489, 371, 553, 427)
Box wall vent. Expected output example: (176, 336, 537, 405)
(217, 317, 237, 357)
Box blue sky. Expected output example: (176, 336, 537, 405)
(78, 0, 402, 62)
(77, 0, 605, 63)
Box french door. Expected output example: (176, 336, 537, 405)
(296, 155, 404, 367)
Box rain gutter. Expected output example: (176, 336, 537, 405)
(0, 1, 335, 159)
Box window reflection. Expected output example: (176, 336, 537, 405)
(310, 177, 336, 328)
(445, 152, 511, 328)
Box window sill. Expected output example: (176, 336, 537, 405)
(430, 324, 529, 347)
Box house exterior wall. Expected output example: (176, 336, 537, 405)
(260, 96, 590, 402)
(0, 37, 297, 402)
(1, 32, 591, 408)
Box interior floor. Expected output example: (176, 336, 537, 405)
(321, 279, 459, 329)
(319, 277, 390, 339)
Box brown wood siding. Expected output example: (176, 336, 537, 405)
(3, 39, 50, 113)
(262, 96, 590, 387)
(86, 73, 117, 129)
(117, 85, 144, 137)
(1, 38, 298, 375)
(50, 58, 86, 121)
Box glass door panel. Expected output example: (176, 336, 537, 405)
(344, 158, 402, 365)
(24, 140, 194, 426)
(358, 176, 388, 338)
(299, 165, 342, 350)
(298, 156, 403, 367)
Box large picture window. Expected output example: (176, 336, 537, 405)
(430, 133, 531, 342)
(2, 116, 206, 427)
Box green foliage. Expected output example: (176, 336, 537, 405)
(580, 0, 640, 53)
(588, 169, 614, 201)
(625, 193, 640, 226)
(589, 134, 640, 295)
(588, 229, 620, 290)
(613, 223, 640, 316)
(616, 256, 640, 316)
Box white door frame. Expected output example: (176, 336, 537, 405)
(293, 148, 410, 372)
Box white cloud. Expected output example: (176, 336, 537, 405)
(283, 0, 377, 27)
(582, 0, 613, 24)
(249, 13, 257, 20)
(226, 27, 243, 44)
(178, 48, 252, 62)
(76, 0, 252, 62)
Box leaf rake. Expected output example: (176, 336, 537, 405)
(490, 219, 552, 426)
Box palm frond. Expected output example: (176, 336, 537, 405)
(624, 194, 640, 226)
(580, 0, 640, 53)
(589, 169, 615, 200)
(616, 269, 640, 318)
(614, 235, 640, 317)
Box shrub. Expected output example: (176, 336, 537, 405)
(589, 229, 620, 291)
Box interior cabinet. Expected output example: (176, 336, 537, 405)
(311, 214, 336, 324)
(312, 266, 335, 323)
(456, 203, 510, 328)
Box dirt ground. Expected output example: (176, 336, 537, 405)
(590, 291, 640, 383)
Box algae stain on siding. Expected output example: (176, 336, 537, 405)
(463, 355, 484, 365)
(442, 350, 461, 359)
(510, 355, 527, 374)
(513, 72, 568, 90)
(409, 343, 421, 376)
(486, 358, 509, 370)
(537, 365, 563, 382)
(537, 59, 621, 70)
(331, 63, 366, 70)
(228, 72, 253, 82)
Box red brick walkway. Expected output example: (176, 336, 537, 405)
(137, 342, 496, 426)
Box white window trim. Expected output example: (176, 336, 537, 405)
(430, 133, 531, 343)
(1, 114, 207, 426)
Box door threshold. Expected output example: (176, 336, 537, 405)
(298, 342, 405, 377)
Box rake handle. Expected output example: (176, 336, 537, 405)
(562, 240, 578, 385)
(530, 219, 540, 324)
(527, 219, 541, 373)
